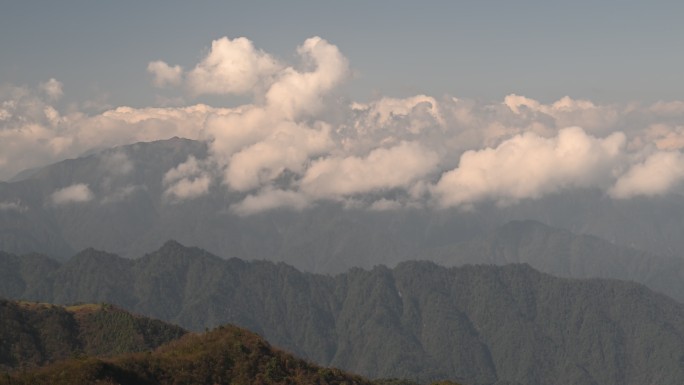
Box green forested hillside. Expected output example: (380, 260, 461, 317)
(3, 242, 684, 384)
(0, 299, 186, 370)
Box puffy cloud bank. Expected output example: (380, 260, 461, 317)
(3, 36, 684, 214)
(433, 127, 626, 207)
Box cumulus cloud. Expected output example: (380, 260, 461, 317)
(433, 127, 626, 207)
(151, 36, 350, 204)
(264, 36, 349, 119)
(643, 124, 684, 150)
(4, 37, 684, 213)
(0, 80, 218, 181)
(164, 174, 211, 201)
(231, 188, 310, 216)
(610, 151, 684, 198)
(504, 94, 620, 135)
(162, 156, 212, 201)
(51, 184, 94, 205)
(183, 36, 282, 96)
(147, 61, 183, 87)
(224, 121, 333, 191)
(301, 141, 439, 198)
(352, 95, 445, 134)
(151, 36, 348, 118)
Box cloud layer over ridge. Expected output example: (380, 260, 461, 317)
(3, 36, 684, 214)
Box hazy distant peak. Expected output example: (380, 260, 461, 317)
(140, 240, 223, 267)
(159, 239, 187, 251)
(69, 247, 122, 262)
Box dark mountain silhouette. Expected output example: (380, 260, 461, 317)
(3, 242, 684, 385)
(0, 299, 186, 370)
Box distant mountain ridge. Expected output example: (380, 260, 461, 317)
(3, 242, 684, 385)
(428, 219, 684, 302)
(0, 298, 186, 370)
(1, 137, 684, 274)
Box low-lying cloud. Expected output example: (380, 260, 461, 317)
(433, 127, 626, 207)
(3, 36, 684, 214)
(301, 141, 439, 198)
(610, 151, 684, 199)
(0, 201, 27, 212)
(162, 156, 213, 201)
(147, 61, 183, 88)
(51, 184, 94, 205)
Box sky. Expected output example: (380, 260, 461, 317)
(3, 1, 684, 107)
(2, 1, 684, 214)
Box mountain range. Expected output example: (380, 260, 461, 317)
(2, 137, 684, 276)
(4, 137, 684, 384)
(429, 219, 684, 302)
(3, 242, 684, 385)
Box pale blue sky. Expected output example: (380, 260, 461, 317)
(2, 1, 683, 108)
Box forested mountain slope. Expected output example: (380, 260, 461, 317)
(0, 324, 384, 385)
(2, 242, 684, 385)
(0, 299, 186, 370)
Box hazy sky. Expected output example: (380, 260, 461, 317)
(3, 1, 684, 213)
(2, 1, 683, 107)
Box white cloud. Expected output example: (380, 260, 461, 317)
(264, 36, 349, 119)
(503, 94, 542, 115)
(5, 38, 684, 213)
(51, 184, 94, 205)
(163, 174, 211, 202)
(353, 95, 445, 134)
(163, 155, 203, 185)
(610, 151, 684, 199)
(301, 141, 439, 198)
(433, 127, 626, 207)
(643, 124, 684, 150)
(504, 94, 619, 134)
(153, 36, 348, 119)
(163, 156, 212, 201)
(224, 121, 333, 191)
(231, 188, 310, 216)
(186, 37, 282, 96)
(0, 83, 216, 181)
(147, 61, 183, 88)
